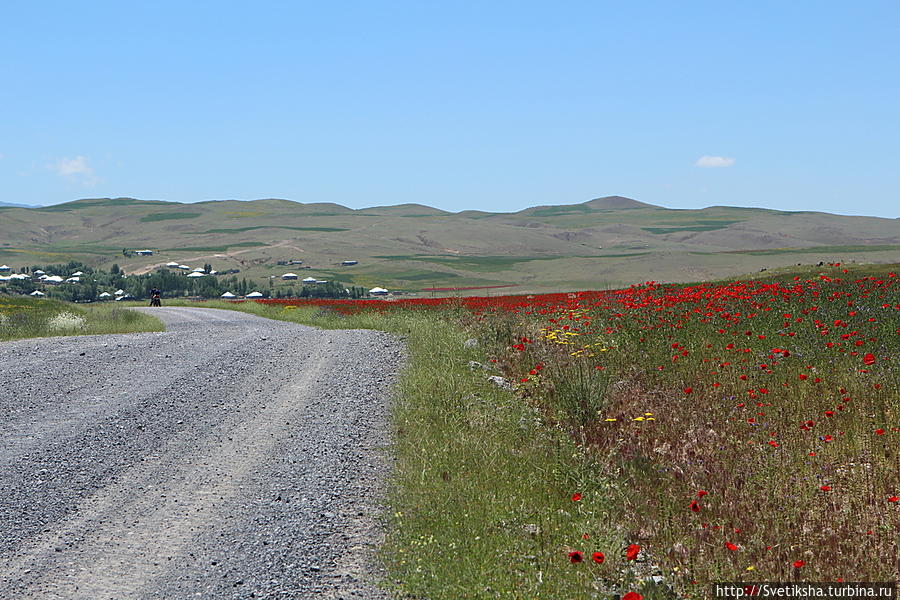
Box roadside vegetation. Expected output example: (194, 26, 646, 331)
(0, 295, 163, 341)
(180, 262, 898, 598)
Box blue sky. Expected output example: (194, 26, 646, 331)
(1, 1, 898, 217)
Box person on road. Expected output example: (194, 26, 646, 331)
(149, 288, 162, 307)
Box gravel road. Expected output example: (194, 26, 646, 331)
(0, 307, 403, 599)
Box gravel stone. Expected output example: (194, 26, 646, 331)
(0, 307, 403, 599)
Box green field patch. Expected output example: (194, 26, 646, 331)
(726, 244, 900, 256)
(203, 225, 349, 234)
(165, 241, 266, 252)
(139, 212, 203, 223)
(641, 219, 742, 234)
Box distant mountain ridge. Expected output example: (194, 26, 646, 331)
(1, 195, 897, 292)
(0, 201, 40, 208)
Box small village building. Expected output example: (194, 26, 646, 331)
(0, 265, 10, 272)
(191, 267, 206, 273)
(246, 291, 263, 298)
(369, 287, 389, 296)
(221, 292, 236, 298)
(30, 290, 45, 297)
(65, 276, 80, 283)
(341, 260, 358, 266)
(166, 261, 180, 268)
(71, 271, 84, 276)
(44, 275, 64, 284)
(114, 289, 125, 296)
(33, 270, 45, 275)
(301, 276, 317, 284)
(186, 272, 205, 278)
(98, 292, 112, 299)
(282, 273, 299, 280)
(178, 265, 191, 270)
(135, 249, 154, 256)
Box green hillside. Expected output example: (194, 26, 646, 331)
(1, 196, 897, 294)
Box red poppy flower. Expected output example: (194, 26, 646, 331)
(875, 429, 885, 435)
(697, 490, 709, 498)
(725, 542, 739, 551)
(622, 593, 643, 600)
(689, 500, 700, 512)
(568, 551, 583, 563)
(592, 551, 605, 564)
(863, 353, 876, 365)
(889, 496, 899, 503)
(684, 387, 693, 394)
(820, 485, 831, 491)
(571, 492, 582, 502)
(793, 560, 805, 569)
(625, 544, 640, 560)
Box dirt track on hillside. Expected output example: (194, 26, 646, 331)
(0, 307, 401, 599)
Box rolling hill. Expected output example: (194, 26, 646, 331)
(0, 196, 897, 293)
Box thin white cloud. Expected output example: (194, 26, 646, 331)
(695, 155, 735, 168)
(52, 155, 100, 185)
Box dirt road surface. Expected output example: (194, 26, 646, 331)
(0, 307, 402, 599)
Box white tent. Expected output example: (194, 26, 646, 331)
(186, 272, 205, 278)
(30, 290, 45, 296)
(221, 291, 236, 298)
(282, 273, 299, 280)
(369, 287, 389, 295)
(191, 267, 205, 272)
(246, 291, 263, 298)
(0, 265, 9, 271)
(44, 275, 64, 284)
(301, 276, 317, 283)
(166, 261, 180, 268)
(98, 291, 112, 299)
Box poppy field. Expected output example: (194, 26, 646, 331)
(229, 263, 898, 597)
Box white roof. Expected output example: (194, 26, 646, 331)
(115, 289, 125, 295)
(246, 291, 263, 297)
(178, 265, 190, 270)
(30, 290, 45, 296)
(0, 265, 9, 269)
(166, 261, 180, 267)
(0, 276, 9, 282)
(369, 287, 389, 293)
(45, 275, 64, 283)
(192, 267, 205, 272)
(98, 291, 112, 297)
(282, 273, 298, 278)
(302, 276, 317, 283)
(10, 273, 28, 280)
(221, 292, 236, 298)
(186, 272, 205, 278)
(65, 276, 80, 282)
(71, 271, 84, 276)
(34, 270, 45, 274)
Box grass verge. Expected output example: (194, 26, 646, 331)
(0, 296, 163, 341)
